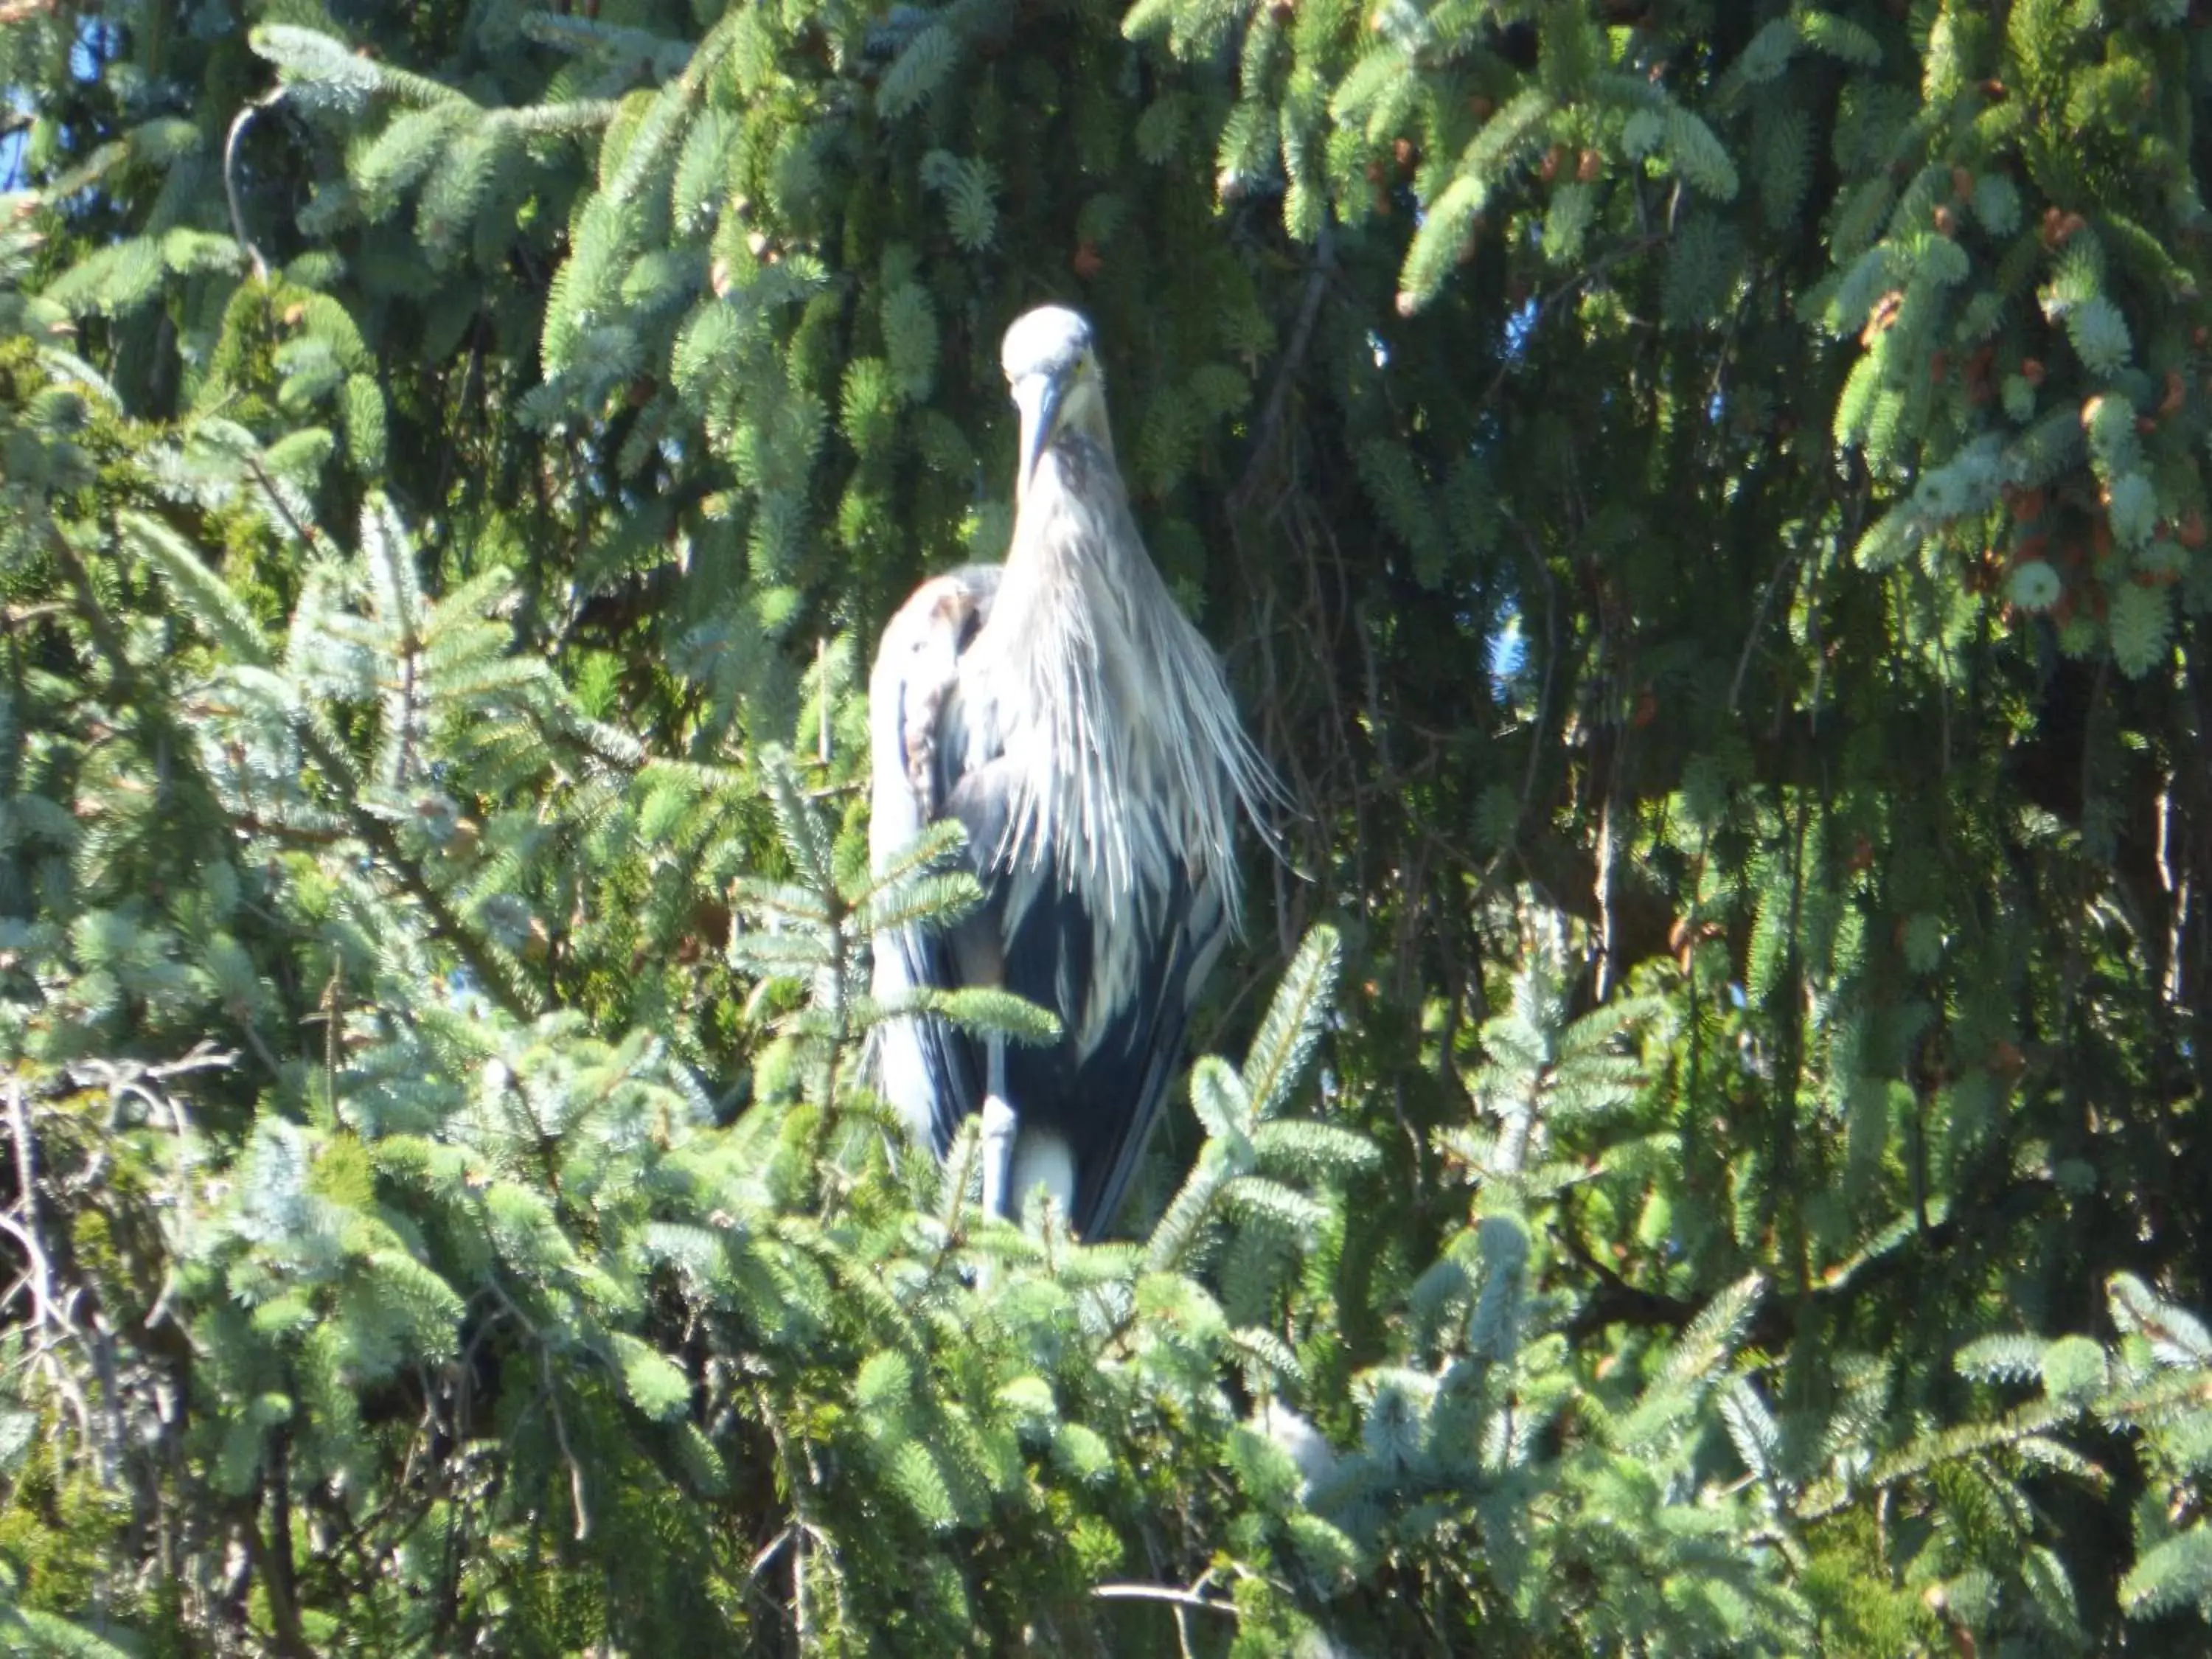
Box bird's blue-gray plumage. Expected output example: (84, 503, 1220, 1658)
(869, 305, 1274, 1236)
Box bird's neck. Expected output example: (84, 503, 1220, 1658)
(990, 436, 1133, 650)
(961, 436, 1158, 887)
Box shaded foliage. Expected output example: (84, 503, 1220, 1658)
(1, 0, 2211, 1652)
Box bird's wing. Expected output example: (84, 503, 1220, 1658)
(866, 566, 1001, 1158)
(1076, 874, 1231, 1237)
(990, 855, 1231, 1239)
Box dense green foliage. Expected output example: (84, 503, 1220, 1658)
(6, 0, 2212, 1651)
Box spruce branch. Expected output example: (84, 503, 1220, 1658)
(296, 715, 539, 1020)
(48, 523, 144, 703)
(122, 509, 538, 1018)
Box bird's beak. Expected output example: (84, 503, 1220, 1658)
(1014, 367, 1069, 502)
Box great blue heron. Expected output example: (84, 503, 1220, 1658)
(868, 304, 1276, 1237)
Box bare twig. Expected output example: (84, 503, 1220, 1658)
(748, 1524, 793, 1582)
(1593, 790, 1615, 1000)
(243, 456, 330, 554)
(1093, 1582, 1241, 1615)
(223, 91, 285, 282)
(483, 1279, 591, 1540)
(6, 1078, 58, 1332)
(816, 636, 831, 765)
(68, 1042, 232, 1152)
(0, 1077, 95, 1444)
(254, 1430, 316, 1659)
(1231, 233, 1335, 518)
(1727, 539, 1808, 717)
(545, 1346, 590, 1542)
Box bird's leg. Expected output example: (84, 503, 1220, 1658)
(978, 1036, 1017, 1220)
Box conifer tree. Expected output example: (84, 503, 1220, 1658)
(4, 0, 2212, 1652)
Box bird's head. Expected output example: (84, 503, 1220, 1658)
(1001, 305, 1110, 502)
